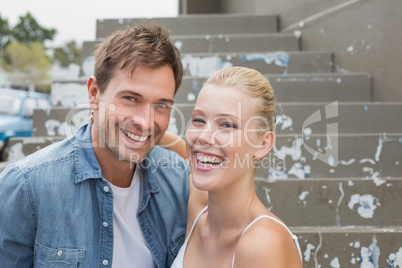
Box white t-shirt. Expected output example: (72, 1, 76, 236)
(109, 166, 156, 268)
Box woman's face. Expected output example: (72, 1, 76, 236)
(186, 85, 270, 192)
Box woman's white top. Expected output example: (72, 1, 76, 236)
(170, 206, 302, 268)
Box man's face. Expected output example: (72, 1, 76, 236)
(91, 65, 176, 163)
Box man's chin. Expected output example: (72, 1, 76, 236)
(122, 149, 151, 163)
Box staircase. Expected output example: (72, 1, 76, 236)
(5, 14, 402, 267)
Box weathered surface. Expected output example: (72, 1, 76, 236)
(176, 73, 372, 103)
(256, 178, 402, 227)
(96, 14, 279, 38)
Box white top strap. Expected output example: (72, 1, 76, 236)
(186, 206, 208, 242)
(232, 215, 303, 267)
(170, 206, 209, 268)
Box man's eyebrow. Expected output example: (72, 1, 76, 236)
(159, 98, 174, 105)
(118, 90, 143, 98)
(118, 90, 174, 104)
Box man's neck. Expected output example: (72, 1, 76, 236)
(99, 155, 136, 188)
(91, 136, 136, 188)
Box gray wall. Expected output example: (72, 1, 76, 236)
(180, 0, 221, 14)
(183, 0, 402, 101)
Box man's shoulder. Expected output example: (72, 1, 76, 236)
(13, 137, 75, 175)
(141, 146, 190, 188)
(145, 145, 189, 168)
(0, 136, 77, 193)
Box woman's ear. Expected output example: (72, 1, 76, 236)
(87, 76, 100, 110)
(253, 131, 275, 159)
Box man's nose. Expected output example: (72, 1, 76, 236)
(132, 104, 153, 130)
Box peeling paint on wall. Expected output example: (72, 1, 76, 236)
(51, 83, 89, 107)
(167, 109, 178, 136)
(341, 158, 356, 165)
(348, 194, 379, 219)
(82, 56, 95, 77)
(262, 186, 273, 210)
(303, 243, 315, 262)
(268, 167, 288, 179)
(241, 52, 290, 74)
(275, 114, 294, 131)
(174, 41, 183, 50)
(359, 236, 380, 268)
(298, 191, 309, 206)
(8, 143, 25, 163)
(274, 138, 303, 161)
(288, 162, 311, 179)
(181, 55, 233, 77)
(330, 257, 340, 268)
(388, 247, 402, 268)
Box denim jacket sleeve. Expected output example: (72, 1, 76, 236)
(0, 163, 36, 267)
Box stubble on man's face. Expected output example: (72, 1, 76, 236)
(92, 65, 176, 165)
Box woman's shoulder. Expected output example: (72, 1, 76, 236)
(234, 211, 302, 267)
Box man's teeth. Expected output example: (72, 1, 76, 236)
(196, 153, 223, 167)
(123, 130, 148, 142)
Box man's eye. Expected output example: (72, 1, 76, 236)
(154, 103, 170, 109)
(123, 96, 137, 102)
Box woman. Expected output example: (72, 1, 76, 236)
(168, 67, 302, 268)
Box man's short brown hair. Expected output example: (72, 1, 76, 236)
(93, 22, 183, 94)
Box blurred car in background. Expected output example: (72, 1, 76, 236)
(0, 88, 52, 160)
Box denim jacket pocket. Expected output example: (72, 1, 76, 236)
(34, 241, 85, 268)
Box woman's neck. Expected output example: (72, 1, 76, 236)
(205, 175, 259, 234)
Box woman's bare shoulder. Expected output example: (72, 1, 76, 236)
(233, 214, 302, 268)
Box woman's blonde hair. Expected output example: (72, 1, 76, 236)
(203, 67, 275, 132)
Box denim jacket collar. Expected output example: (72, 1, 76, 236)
(73, 123, 104, 184)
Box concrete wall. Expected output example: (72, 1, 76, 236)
(179, 0, 221, 14)
(184, 0, 402, 101)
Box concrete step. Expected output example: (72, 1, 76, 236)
(95, 14, 279, 39)
(32, 107, 90, 137)
(81, 33, 300, 60)
(175, 73, 372, 104)
(254, 134, 402, 179)
(171, 33, 300, 53)
(30, 101, 402, 141)
(4, 136, 63, 163)
(274, 102, 402, 134)
(168, 102, 400, 138)
(181, 51, 333, 78)
(50, 80, 87, 107)
(77, 51, 333, 80)
(255, 178, 402, 227)
(7, 133, 400, 180)
(292, 229, 402, 267)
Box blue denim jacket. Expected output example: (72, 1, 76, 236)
(0, 123, 189, 268)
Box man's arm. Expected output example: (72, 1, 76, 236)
(159, 132, 187, 160)
(0, 164, 35, 266)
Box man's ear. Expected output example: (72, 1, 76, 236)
(253, 131, 275, 159)
(87, 76, 100, 110)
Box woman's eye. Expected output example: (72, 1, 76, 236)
(222, 122, 236, 128)
(191, 117, 206, 124)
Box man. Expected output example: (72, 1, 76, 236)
(0, 23, 189, 267)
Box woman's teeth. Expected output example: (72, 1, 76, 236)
(196, 153, 223, 167)
(123, 130, 148, 142)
